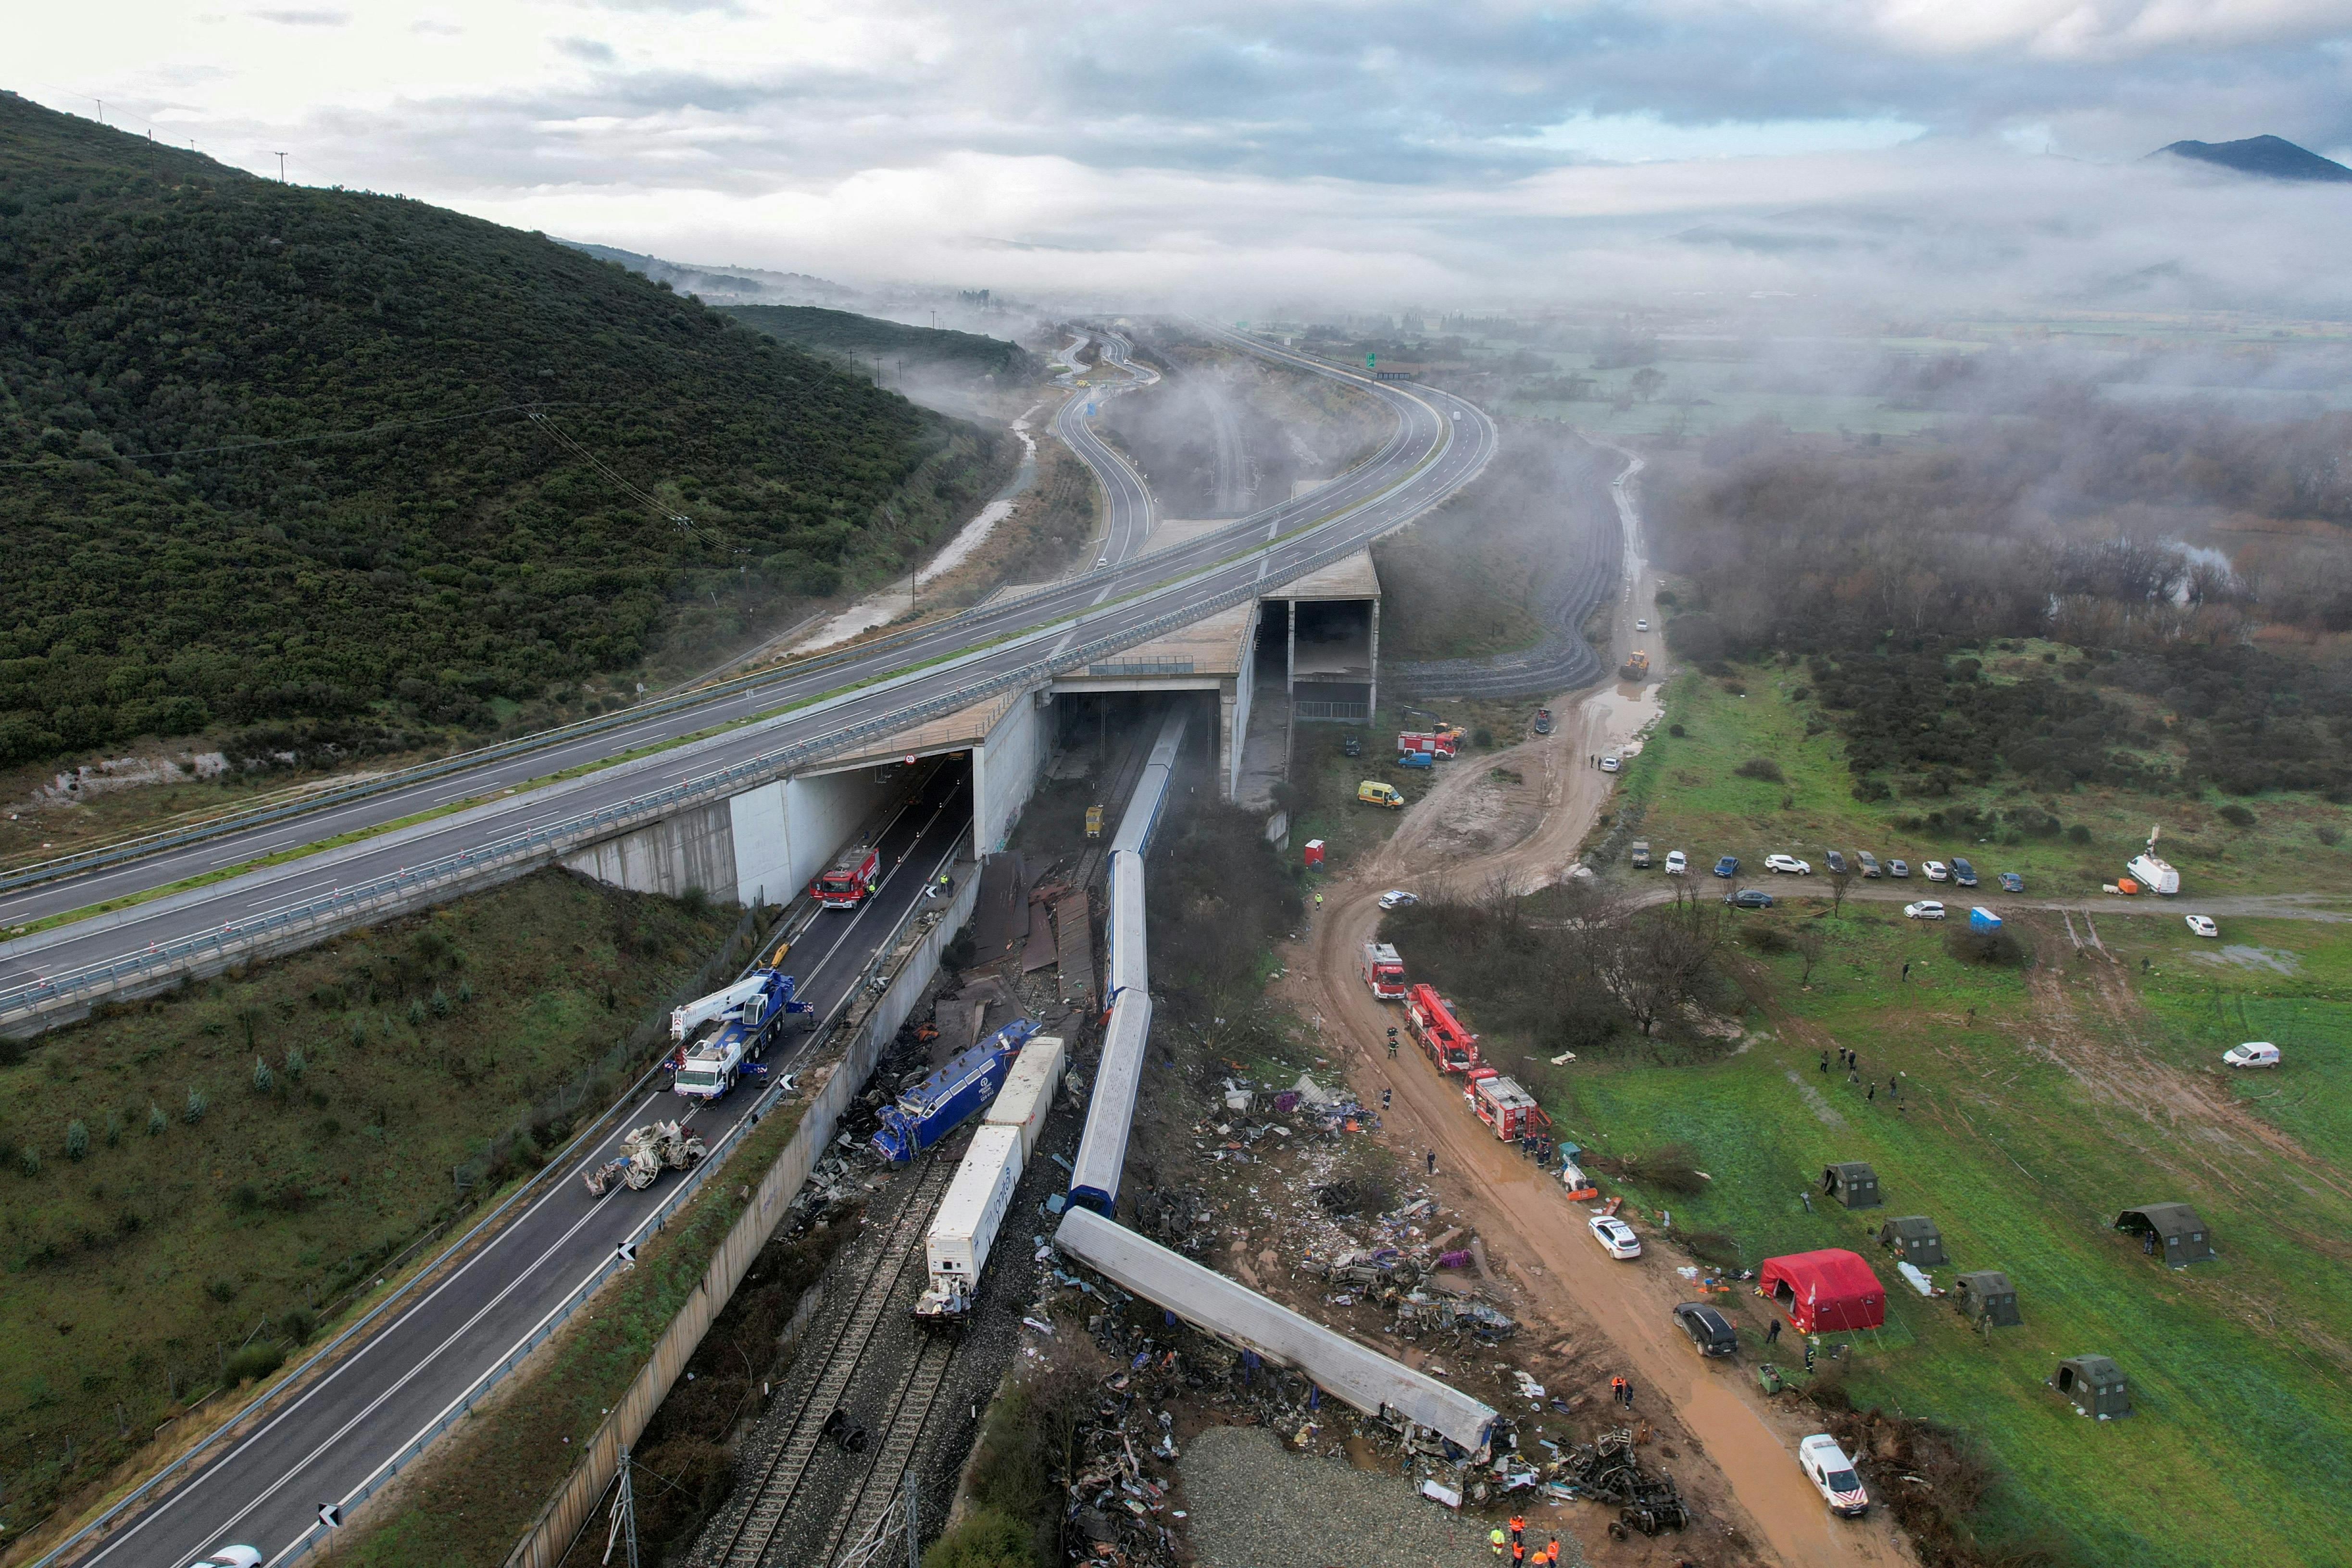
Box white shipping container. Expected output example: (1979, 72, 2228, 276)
(924, 1125, 1023, 1310)
(983, 1035, 1065, 1163)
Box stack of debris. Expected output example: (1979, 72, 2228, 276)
(1546, 1427, 1689, 1538)
(1131, 1188, 1215, 1254)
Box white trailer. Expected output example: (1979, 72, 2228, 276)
(918, 1125, 1023, 1319)
(984, 1034, 1065, 1164)
(2127, 825, 2181, 897)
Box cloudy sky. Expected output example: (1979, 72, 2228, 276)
(16, 1, 2352, 310)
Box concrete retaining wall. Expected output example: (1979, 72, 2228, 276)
(973, 691, 1050, 854)
(559, 799, 741, 902)
(499, 855, 981, 1568)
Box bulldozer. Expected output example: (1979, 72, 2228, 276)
(584, 1119, 709, 1196)
(1619, 649, 1651, 683)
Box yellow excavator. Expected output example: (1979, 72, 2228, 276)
(1620, 648, 1651, 682)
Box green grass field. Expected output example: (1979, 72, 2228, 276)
(1521, 671, 2352, 1566)
(0, 872, 742, 1548)
(1614, 664, 2352, 898)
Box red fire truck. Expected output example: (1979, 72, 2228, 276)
(1464, 1067, 1550, 1141)
(1360, 942, 1407, 1001)
(1404, 983, 1478, 1073)
(809, 845, 881, 909)
(1397, 731, 1458, 761)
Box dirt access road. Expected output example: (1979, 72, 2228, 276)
(1287, 450, 1914, 1568)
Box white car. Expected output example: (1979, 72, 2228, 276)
(1903, 900, 1946, 920)
(2185, 915, 2218, 938)
(1636, 617, 1651, 631)
(195, 1552, 264, 1568)
(1588, 1215, 1641, 1259)
(1922, 860, 1951, 883)
(1600, 755, 1621, 773)
(1797, 1433, 1870, 1517)
(2223, 1042, 2280, 1069)
(1664, 850, 1688, 876)
(1377, 889, 1420, 910)
(1765, 854, 1812, 876)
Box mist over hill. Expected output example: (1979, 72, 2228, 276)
(2152, 136, 2352, 184)
(0, 93, 1004, 771)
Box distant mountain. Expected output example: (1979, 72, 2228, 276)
(2152, 135, 2352, 183)
(558, 240, 867, 306)
(723, 304, 1036, 381)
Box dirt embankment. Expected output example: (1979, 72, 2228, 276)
(1282, 472, 1917, 1567)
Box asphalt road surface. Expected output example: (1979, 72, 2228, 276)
(1, 342, 1492, 1018)
(1052, 327, 1157, 565)
(70, 763, 974, 1568)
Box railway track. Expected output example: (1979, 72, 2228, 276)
(812, 1332, 959, 1566)
(706, 1156, 952, 1568)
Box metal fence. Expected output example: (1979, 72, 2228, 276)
(2, 459, 1469, 1033)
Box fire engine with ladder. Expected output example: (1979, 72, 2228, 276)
(1404, 983, 1479, 1073)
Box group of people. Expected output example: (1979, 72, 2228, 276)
(1489, 1515, 1565, 1564)
(1819, 1047, 1903, 1108)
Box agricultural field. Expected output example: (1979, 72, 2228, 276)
(0, 871, 748, 1548)
(1613, 664, 2352, 899)
(1526, 670, 2352, 1566)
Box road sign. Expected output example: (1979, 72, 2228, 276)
(616, 1240, 638, 1268)
(1366, 353, 1376, 369)
(1085, 402, 1096, 416)
(319, 1503, 344, 1529)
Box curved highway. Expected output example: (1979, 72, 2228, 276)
(1051, 327, 1157, 566)
(25, 330, 1495, 1568)
(0, 340, 1490, 1023)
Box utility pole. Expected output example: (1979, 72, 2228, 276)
(604, 1448, 641, 1568)
(904, 1476, 919, 1568)
(275, 152, 288, 183)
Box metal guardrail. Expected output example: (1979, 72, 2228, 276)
(1, 464, 1460, 1029)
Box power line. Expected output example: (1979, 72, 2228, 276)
(527, 408, 697, 533)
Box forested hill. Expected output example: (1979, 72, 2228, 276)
(723, 304, 1035, 380)
(0, 93, 1005, 771)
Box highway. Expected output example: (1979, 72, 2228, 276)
(1051, 327, 1157, 565)
(66, 763, 975, 1568)
(1, 336, 1492, 1027)
(27, 330, 1495, 1568)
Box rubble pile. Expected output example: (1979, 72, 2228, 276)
(1549, 1428, 1690, 1539)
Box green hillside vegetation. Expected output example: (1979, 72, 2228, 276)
(723, 302, 1035, 380)
(0, 870, 751, 1550)
(0, 92, 1008, 773)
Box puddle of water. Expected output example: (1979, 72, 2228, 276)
(2186, 944, 2300, 975)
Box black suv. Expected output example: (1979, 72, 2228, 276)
(1673, 1302, 1739, 1357)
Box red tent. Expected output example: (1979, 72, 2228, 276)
(1761, 1249, 1886, 1333)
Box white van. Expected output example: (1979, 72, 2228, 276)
(2222, 1042, 2280, 1069)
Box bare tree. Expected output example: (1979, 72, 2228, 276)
(1826, 862, 1855, 916)
(1596, 887, 1725, 1037)
(1795, 925, 1827, 988)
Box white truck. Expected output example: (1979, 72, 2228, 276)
(2126, 825, 2180, 897)
(916, 1124, 1023, 1320)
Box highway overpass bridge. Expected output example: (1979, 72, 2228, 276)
(0, 326, 1483, 1038)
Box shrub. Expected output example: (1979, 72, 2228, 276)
(348, 1018, 369, 1048)
(1740, 924, 1794, 954)
(251, 1056, 275, 1095)
(284, 1047, 306, 1082)
(1852, 777, 1891, 803)
(1591, 1142, 1709, 1193)
(147, 1101, 168, 1137)
(1668, 722, 1686, 738)
(280, 1307, 316, 1344)
(1946, 926, 2030, 968)
(456, 979, 474, 1004)
(206, 1277, 239, 1302)
(103, 1110, 123, 1147)
(1674, 1229, 1744, 1269)
(1472, 726, 1494, 749)
(64, 1119, 88, 1161)
(2320, 825, 2343, 846)
(2066, 824, 2091, 843)
(20, 1147, 41, 1177)
(2218, 803, 2256, 828)
(1734, 757, 1785, 782)
(228, 1183, 262, 1213)
(185, 1087, 208, 1125)
(406, 999, 427, 1027)
(429, 987, 452, 1018)
(921, 1509, 1032, 1568)
(223, 1342, 284, 1385)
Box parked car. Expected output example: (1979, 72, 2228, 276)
(1888, 859, 1910, 878)
(1857, 851, 1882, 878)
(1951, 857, 1978, 888)
(1999, 871, 2025, 893)
(1636, 617, 1651, 631)
(1377, 889, 1419, 910)
(1664, 850, 1689, 875)
(2185, 914, 2219, 938)
(1726, 888, 1775, 909)
(1589, 1215, 1642, 1259)
(1600, 755, 1621, 773)
(1672, 1302, 1739, 1357)
(1797, 1433, 1871, 1517)
(2223, 1042, 2280, 1069)
(1713, 855, 1740, 878)
(1342, 731, 1362, 757)
(1824, 849, 1847, 875)
(1922, 860, 1950, 882)
(1764, 854, 1812, 875)
(1903, 900, 1947, 921)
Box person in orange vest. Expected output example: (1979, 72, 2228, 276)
(1508, 1515, 1525, 1549)
(1609, 1374, 1627, 1408)
(1545, 1537, 1563, 1564)
(1510, 1539, 1525, 1566)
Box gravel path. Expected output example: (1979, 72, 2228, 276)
(1180, 1425, 1586, 1568)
